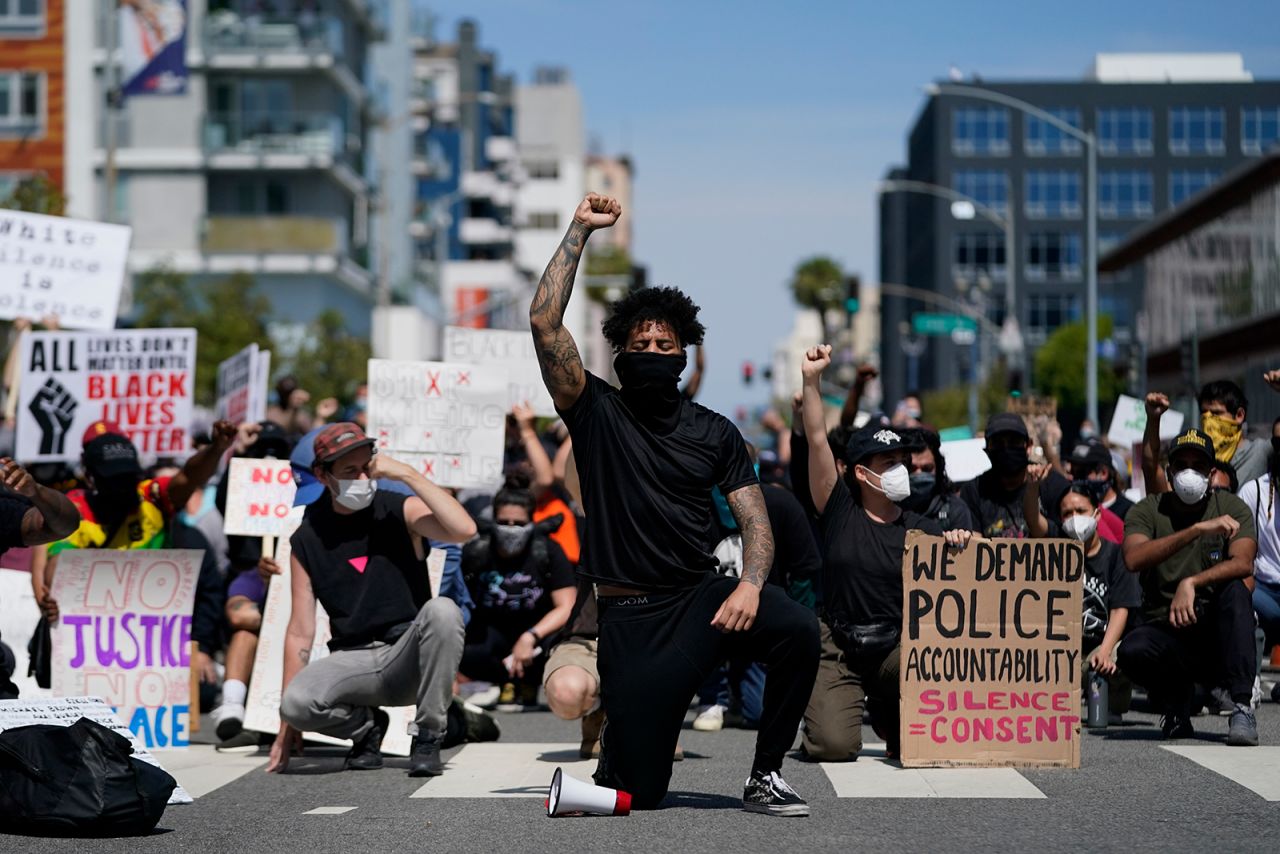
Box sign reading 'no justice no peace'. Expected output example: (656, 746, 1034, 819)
(900, 532, 1084, 768)
(365, 359, 508, 490)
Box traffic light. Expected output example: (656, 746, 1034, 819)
(844, 276, 861, 315)
(741, 361, 755, 385)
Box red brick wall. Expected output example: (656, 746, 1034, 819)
(0, 2, 65, 188)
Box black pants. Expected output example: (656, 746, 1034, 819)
(461, 620, 542, 687)
(594, 573, 820, 809)
(1117, 579, 1256, 708)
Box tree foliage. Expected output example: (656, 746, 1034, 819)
(788, 256, 845, 312)
(1032, 315, 1124, 413)
(285, 309, 372, 406)
(0, 175, 67, 216)
(922, 361, 1013, 432)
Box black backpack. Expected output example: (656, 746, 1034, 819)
(0, 716, 176, 837)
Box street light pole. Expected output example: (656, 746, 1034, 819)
(925, 82, 1099, 425)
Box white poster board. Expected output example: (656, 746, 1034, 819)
(48, 550, 201, 750)
(939, 438, 992, 483)
(1106, 394, 1186, 448)
(366, 359, 508, 490)
(0, 696, 192, 804)
(215, 343, 270, 425)
(0, 567, 47, 700)
(15, 328, 197, 463)
(443, 326, 555, 417)
(0, 209, 132, 330)
(222, 458, 298, 537)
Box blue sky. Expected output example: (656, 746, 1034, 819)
(425, 0, 1280, 417)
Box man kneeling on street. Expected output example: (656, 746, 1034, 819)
(1118, 428, 1260, 746)
(268, 423, 479, 776)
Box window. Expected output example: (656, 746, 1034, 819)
(1096, 108, 1153, 156)
(1024, 170, 1080, 218)
(1099, 295, 1132, 328)
(0, 0, 43, 35)
(1024, 108, 1082, 156)
(526, 211, 558, 230)
(1098, 170, 1152, 219)
(1028, 294, 1081, 332)
(1169, 170, 1221, 207)
(951, 170, 1008, 215)
(525, 161, 559, 179)
(1025, 232, 1082, 281)
(1242, 107, 1280, 154)
(1098, 231, 1127, 254)
(0, 71, 43, 137)
(951, 107, 1009, 156)
(951, 232, 1006, 277)
(1170, 107, 1225, 155)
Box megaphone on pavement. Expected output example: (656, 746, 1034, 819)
(546, 767, 632, 817)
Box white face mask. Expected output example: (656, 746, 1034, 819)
(334, 477, 377, 511)
(1171, 469, 1209, 505)
(866, 463, 912, 503)
(1062, 514, 1098, 543)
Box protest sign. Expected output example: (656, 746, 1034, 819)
(243, 525, 414, 756)
(443, 326, 556, 417)
(1106, 394, 1185, 447)
(222, 458, 298, 538)
(939, 438, 992, 483)
(49, 550, 201, 750)
(215, 343, 270, 425)
(15, 328, 196, 463)
(0, 696, 193, 804)
(0, 208, 132, 330)
(900, 532, 1083, 768)
(366, 359, 508, 489)
(0, 567, 46, 699)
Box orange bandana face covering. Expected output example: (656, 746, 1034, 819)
(1201, 412, 1242, 463)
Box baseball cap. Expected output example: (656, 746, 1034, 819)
(290, 427, 326, 507)
(1068, 439, 1112, 471)
(83, 432, 142, 478)
(985, 412, 1029, 440)
(844, 424, 923, 467)
(82, 420, 125, 447)
(312, 422, 375, 465)
(1168, 428, 1215, 466)
(247, 421, 292, 460)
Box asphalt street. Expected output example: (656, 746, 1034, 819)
(8, 693, 1280, 853)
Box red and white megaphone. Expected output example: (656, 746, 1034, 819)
(546, 767, 632, 817)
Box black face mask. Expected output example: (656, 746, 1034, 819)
(901, 472, 936, 512)
(614, 351, 686, 415)
(988, 445, 1029, 477)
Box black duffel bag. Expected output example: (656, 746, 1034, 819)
(0, 716, 176, 837)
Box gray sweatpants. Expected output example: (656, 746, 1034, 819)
(280, 598, 465, 741)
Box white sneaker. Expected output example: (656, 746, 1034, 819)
(211, 702, 245, 742)
(467, 684, 501, 710)
(693, 704, 726, 732)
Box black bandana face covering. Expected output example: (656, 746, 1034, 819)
(614, 351, 687, 427)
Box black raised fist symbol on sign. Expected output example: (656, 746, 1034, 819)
(28, 377, 78, 455)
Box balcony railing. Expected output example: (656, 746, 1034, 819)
(203, 13, 344, 59)
(204, 113, 346, 159)
(201, 215, 348, 255)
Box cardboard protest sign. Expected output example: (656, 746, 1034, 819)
(0, 209, 132, 330)
(1106, 394, 1185, 447)
(900, 532, 1083, 768)
(49, 550, 201, 750)
(15, 328, 196, 463)
(443, 326, 556, 417)
(0, 567, 46, 700)
(0, 696, 193, 804)
(222, 458, 298, 538)
(243, 527, 415, 755)
(215, 343, 270, 425)
(366, 359, 508, 489)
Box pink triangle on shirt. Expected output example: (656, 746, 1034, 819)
(348, 556, 368, 574)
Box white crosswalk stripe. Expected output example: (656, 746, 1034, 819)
(152, 746, 267, 800)
(819, 743, 1046, 799)
(1161, 746, 1280, 801)
(411, 743, 592, 798)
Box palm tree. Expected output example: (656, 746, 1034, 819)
(789, 256, 844, 312)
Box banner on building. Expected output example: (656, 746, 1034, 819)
(119, 0, 189, 96)
(222, 458, 298, 538)
(1106, 394, 1185, 448)
(443, 326, 555, 417)
(0, 208, 132, 330)
(15, 328, 196, 463)
(899, 532, 1083, 768)
(215, 343, 270, 425)
(49, 550, 202, 750)
(365, 359, 508, 489)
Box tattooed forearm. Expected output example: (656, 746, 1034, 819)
(298, 647, 311, 665)
(530, 221, 588, 407)
(530, 222, 588, 325)
(727, 485, 774, 589)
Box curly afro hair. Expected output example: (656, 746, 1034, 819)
(601, 286, 706, 353)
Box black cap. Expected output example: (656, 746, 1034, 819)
(1168, 428, 1215, 465)
(844, 424, 923, 467)
(985, 412, 1029, 439)
(247, 421, 292, 460)
(83, 433, 142, 478)
(1068, 439, 1112, 471)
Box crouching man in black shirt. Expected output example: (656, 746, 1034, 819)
(267, 423, 478, 777)
(531, 194, 820, 816)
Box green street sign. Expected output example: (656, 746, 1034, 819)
(912, 313, 977, 336)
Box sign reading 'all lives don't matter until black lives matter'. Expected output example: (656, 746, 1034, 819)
(899, 532, 1084, 768)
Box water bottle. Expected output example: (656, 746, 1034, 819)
(1087, 670, 1109, 729)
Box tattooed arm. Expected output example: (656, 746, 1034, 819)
(270, 553, 315, 772)
(711, 484, 775, 633)
(530, 194, 621, 411)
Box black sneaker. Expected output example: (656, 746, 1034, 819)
(345, 708, 389, 771)
(1208, 687, 1236, 716)
(1227, 703, 1259, 747)
(1160, 712, 1194, 740)
(742, 770, 810, 817)
(408, 734, 445, 777)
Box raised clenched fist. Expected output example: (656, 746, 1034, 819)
(573, 193, 621, 230)
(801, 345, 832, 383)
(1144, 392, 1170, 418)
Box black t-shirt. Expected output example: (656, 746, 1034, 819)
(560, 372, 758, 591)
(818, 478, 943, 626)
(1081, 538, 1141, 644)
(959, 469, 1069, 539)
(290, 491, 430, 651)
(1105, 492, 1135, 520)
(470, 537, 575, 632)
(763, 483, 821, 589)
(0, 492, 32, 558)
